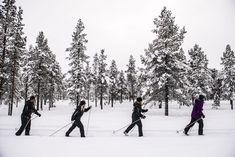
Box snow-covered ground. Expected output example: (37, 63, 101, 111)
(0, 100, 235, 157)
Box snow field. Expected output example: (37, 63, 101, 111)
(0, 100, 235, 157)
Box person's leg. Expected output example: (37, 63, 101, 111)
(15, 116, 28, 136)
(198, 119, 204, 135)
(136, 120, 143, 137)
(25, 120, 31, 135)
(65, 123, 76, 136)
(77, 121, 85, 137)
(184, 118, 196, 135)
(124, 119, 139, 134)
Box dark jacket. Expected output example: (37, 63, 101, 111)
(71, 105, 91, 121)
(191, 99, 204, 119)
(22, 100, 40, 118)
(132, 102, 148, 119)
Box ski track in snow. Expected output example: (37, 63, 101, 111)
(0, 100, 235, 157)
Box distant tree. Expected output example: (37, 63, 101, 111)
(188, 44, 212, 103)
(97, 49, 108, 110)
(117, 70, 128, 103)
(7, 7, 26, 115)
(108, 60, 118, 107)
(0, 0, 18, 103)
(211, 69, 222, 109)
(142, 7, 187, 116)
(221, 44, 235, 110)
(92, 53, 99, 107)
(66, 19, 89, 107)
(84, 61, 92, 106)
(126, 55, 137, 102)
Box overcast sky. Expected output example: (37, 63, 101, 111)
(15, 0, 235, 73)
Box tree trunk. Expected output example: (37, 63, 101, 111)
(230, 99, 233, 110)
(87, 90, 90, 106)
(111, 93, 114, 107)
(165, 83, 169, 116)
(100, 87, 103, 110)
(37, 81, 40, 110)
(24, 80, 28, 104)
(40, 96, 43, 110)
(9, 48, 18, 116)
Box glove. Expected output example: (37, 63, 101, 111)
(141, 115, 146, 119)
(202, 114, 205, 118)
(88, 106, 92, 110)
(37, 113, 41, 117)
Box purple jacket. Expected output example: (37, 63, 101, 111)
(191, 99, 204, 119)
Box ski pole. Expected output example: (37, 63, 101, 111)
(113, 119, 141, 134)
(15, 115, 39, 131)
(49, 121, 73, 136)
(86, 108, 92, 136)
(176, 117, 203, 133)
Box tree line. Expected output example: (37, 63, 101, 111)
(1, 1, 234, 116)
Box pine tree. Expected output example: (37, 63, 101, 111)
(92, 53, 99, 107)
(0, 0, 17, 104)
(34, 31, 55, 110)
(126, 55, 137, 102)
(117, 70, 127, 103)
(142, 7, 188, 116)
(108, 60, 118, 107)
(84, 61, 92, 106)
(188, 44, 212, 103)
(7, 7, 26, 115)
(66, 19, 89, 107)
(221, 44, 235, 110)
(97, 49, 108, 110)
(211, 69, 222, 109)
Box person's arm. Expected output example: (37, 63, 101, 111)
(84, 106, 92, 112)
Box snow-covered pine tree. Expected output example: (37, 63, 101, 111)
(221, 44, 235, 110)
(21, 45, 35, 102)
(34, 31, 55, 110)
(0, 0, 18, 104)
(97, 49, 108, 110)
(142, 7, 188, 116)
(126, 55, 137, 102)
(108, 60, 118, 107)
(92, 53, 99, 107)
(211, 69, 223, 109)
(117, 70, 127, 103)
(47, 54, 63, 110)
(188, 44, 212, 103)
(7, 7, 26, 115)
(66, 19, 89, 107)
(84, 61, 92, 106)
(136, 67, 147, 99)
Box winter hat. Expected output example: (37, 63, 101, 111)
(136, 97, 143, 102)
(80, 100, 86, 106)
(30, 96, 35, 100)
(199, 95, 205, 101)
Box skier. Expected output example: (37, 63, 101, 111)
(184, 94, 205, 136)
(124, 97, 148, 137)
(15, 96, 41, 136)
(65, 100, 92, 137)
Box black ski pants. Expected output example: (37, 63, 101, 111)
(15, 115, 31, 136)
(124, 118, 143, 136)
(184, 117, 204, 135)
(66, 120, 85, 137)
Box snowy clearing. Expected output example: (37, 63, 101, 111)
(0, 100, 235, 157)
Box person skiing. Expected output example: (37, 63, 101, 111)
(65, 100, 92, 137)
(124, 97, 148, 137)
(184, 94, 205, 136)
(15, 96, 41, 136)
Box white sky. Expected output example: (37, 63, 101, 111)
(15, 0, 235, 73)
